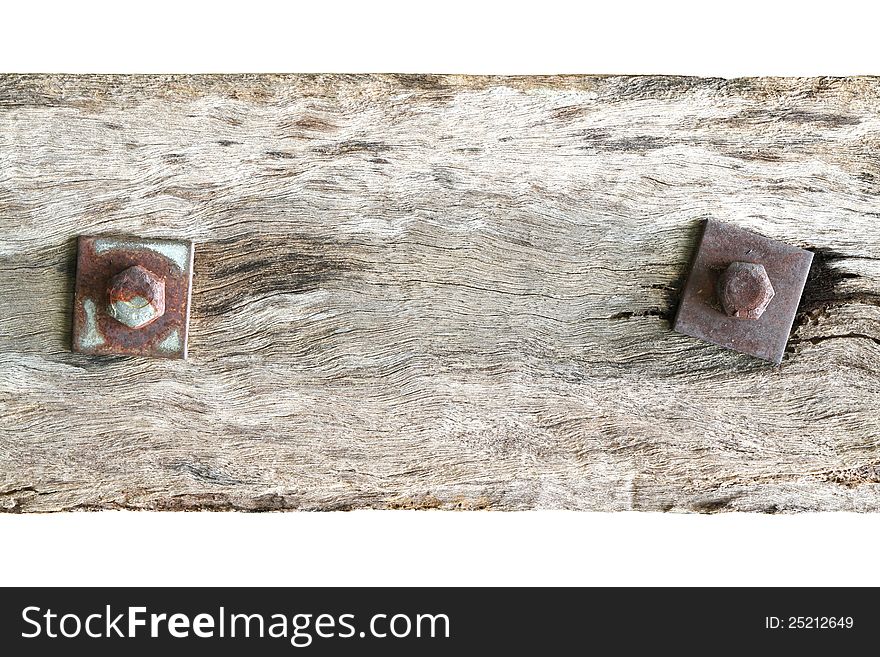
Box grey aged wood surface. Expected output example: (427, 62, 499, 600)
(1, 74, 879, 513)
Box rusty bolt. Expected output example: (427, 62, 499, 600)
(718, 261, 775, 320)
(107, 265, 166, 329)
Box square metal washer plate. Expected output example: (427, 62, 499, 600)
(72, 236, 194, 359)
(673, 220, 813, 364)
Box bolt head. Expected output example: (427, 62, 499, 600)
(107, 265, 166, 328)
(718, 261, 775, 320)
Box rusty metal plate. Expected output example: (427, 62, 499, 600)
(673, 220, 813, 364)
(72, 236, 194, 359)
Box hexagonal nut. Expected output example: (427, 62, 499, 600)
(718, 261, 775, 320)
(107, 265, 166, 328)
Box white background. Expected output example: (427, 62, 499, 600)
(2, 0, 880, 587)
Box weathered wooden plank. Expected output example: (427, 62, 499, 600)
(1, 74, 879, 512)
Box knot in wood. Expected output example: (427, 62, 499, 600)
(107, 265, 166, 329)
(718, 261, 775, 320)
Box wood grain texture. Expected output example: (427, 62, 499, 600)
(1, 74, 879, 512)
